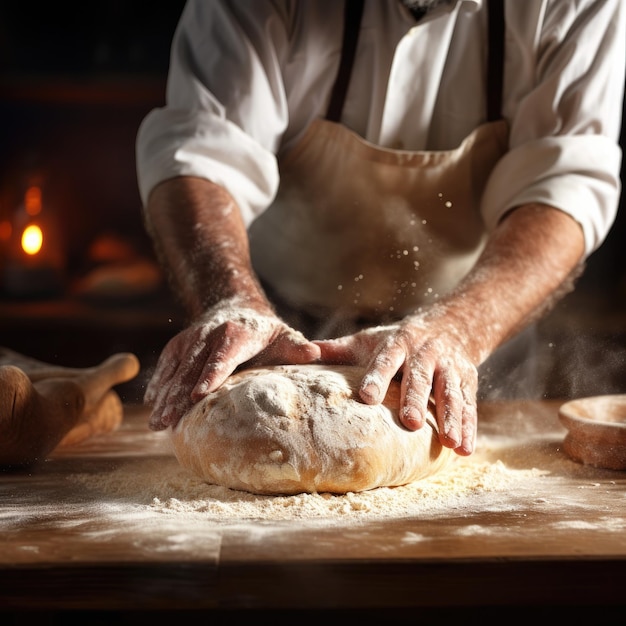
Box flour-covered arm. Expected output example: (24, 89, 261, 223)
(142, 177, 320, 431)
(317, 202, 585, 456)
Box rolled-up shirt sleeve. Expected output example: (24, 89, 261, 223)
(136, 0, 289, 225)
(482, 135, 621, 256)
(138, 0, 625, 256)
(482, 0, 625, 257)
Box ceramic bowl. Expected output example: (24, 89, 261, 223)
(558, 394, 626, 470)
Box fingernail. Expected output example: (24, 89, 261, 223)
(443, 429, 461, 449)
(361, 374, 383, 403)
(457, 438, 474, 456)
(193, 379, 210, 397)
(361, 382, 380, 403)
(402, 410, 423, 430)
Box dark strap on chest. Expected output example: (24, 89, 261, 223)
(487, 0, 505, 121)
(326, 0, 365, 122)
(326, 0, 505, 123)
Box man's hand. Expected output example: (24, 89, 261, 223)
(145, 297, 321, 431)
(316, 308, 478, 456)
(317, 203, 586, 458)
(143, 178, 321, 430)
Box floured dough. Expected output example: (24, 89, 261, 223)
(171, 364, 454, 495)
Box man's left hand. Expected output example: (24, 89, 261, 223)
(315, 310, 478, 456)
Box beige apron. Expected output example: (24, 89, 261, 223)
(249, 117, 508, 322)
(249, 0, 508, 330)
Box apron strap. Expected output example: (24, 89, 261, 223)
(327, 0, 505, 123)
(487, 0, 505, 121)
(326, 0, 365, 122)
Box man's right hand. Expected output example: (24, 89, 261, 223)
(144, 296, 321, 431)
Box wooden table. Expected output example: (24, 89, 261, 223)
(1, 400, 625, 623)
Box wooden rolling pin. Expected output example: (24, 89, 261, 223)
(0, 349, 140, 468)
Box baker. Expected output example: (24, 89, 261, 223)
(136, 0, 625, 458)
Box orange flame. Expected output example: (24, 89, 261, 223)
(21, 224, 43, 256)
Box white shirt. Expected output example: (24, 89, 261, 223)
(136, 0, 625, 257)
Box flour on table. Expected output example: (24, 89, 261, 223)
(67, 433, 547, 525)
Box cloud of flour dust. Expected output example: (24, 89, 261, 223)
(478, 327, 626, 401)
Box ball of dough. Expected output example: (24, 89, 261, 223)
(170, 364, 454, 495)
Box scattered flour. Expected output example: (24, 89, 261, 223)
(67, 439, 546, 525)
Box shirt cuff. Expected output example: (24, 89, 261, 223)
(481, 134, 622, 258)
(136, 108, 279, 226)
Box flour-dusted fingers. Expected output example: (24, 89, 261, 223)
(145, 341, 194, 430)
(244, 328, 321, 367)
(316, 311, 482, 458)
(317, 326, 412, 406)
(398, 354, 436, 431)
(149, 333, 230, 430)
(159, 377, 196, 430)
(192, 321, 320, 399)
(457, 396, 478, 457)
(314, 335, 359, 364)
(146, 309, 259, 430)
(146, 331, 211, 430)
(190, 321, 252, 399)
(147, 298, 322, 431)
(359, 334, 408, 405)
(315, 324, 400, 367)
(149, 381, 181, 430)
(432, 365, 463, 451)
(431, 357, 478, 455)
(150, 364, 211, 429)
(144, 339, 181, 405)
(271, 329, 321, 364)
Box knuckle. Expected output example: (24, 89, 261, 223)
(402, 384, 425, 408)
(372, 349, 396, 371)
(405, 357, 431, 385)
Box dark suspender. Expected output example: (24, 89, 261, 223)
(326, 0, 505, 124)
(326, 0, 365, 122)
(487, 0, 505, 121)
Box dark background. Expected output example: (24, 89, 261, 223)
(0, 1, 187, 272)
(0, 2, 188, 400)
(0, 2, 624, 402)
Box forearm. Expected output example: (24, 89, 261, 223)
(436, 203, 585, 365)
(144, 176, 270, 318)
(142, 180, 323, 430)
